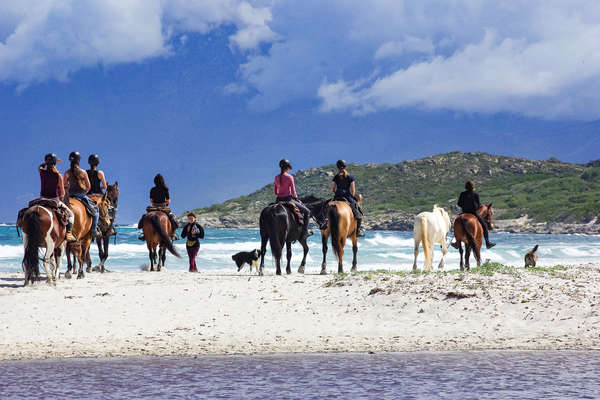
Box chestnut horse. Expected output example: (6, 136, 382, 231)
(143, 211, 180, 271)
(85, 182, 120, 273)
(65, 194, 111, 279)
(453, 204, 494, 271)
(18, 206, 66, 285)
(303, 194, 363, 275)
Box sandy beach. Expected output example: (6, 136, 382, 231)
(1, 264, 599, 360)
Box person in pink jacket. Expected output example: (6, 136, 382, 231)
(274, 159, 312, 240)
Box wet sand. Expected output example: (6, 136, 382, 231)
(1, 264, 599, 360)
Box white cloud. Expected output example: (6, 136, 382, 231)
(374, 37, 435, 59)
(0, 0, 276, 85)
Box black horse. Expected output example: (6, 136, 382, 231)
(85, 182, 120, 273)
(258, 201, 310, 276)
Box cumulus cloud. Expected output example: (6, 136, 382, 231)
(0, 0, 276, 85)
(242, 0, 600, 120)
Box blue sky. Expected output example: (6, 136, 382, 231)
(1, 1, 599, 223)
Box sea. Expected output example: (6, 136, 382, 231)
(1, 225, 599, 273)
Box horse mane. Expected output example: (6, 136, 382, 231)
(300, 194, 323, 204)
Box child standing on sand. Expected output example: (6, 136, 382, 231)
(181, 213, 205, 272)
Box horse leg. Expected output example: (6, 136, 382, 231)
(320, 231, 329, 275)
(42, 240, 55, 285)
(337, 240, 345, 274)
(85, 248, 92, 273)
(298, 239, 308, 274)
(159, 246, 166, 271)
(413, 239, 420, 271)
(458, 242, 464, 271)
(259, 235, 268, 277)
(148, 246, 155, 272)
(351, 235, 358, 274)
(65, 247, 73, 279)
(54, 242, 65, 280)
(285, 241, 292, 275)
(465, 245, 471, 271)
(100, 237, 109, 273)
(438, 241, 448, 270)
(474, 245, 481, 267)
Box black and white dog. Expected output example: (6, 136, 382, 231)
(232, 249, 261, 272)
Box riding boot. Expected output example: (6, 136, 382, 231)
(356, 218, 365, 237)
(65, 223, 77, 242)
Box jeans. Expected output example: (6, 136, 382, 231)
(70, 193, 99, 232)
(187, 245, 199, 272)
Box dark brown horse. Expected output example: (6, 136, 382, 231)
(85, 182, 120, 273)
(303, 195, 362, 275)
(143, 211, 180, 271)
(258, 202, 309, 276)
(18, 205, 67, 285)
(453, 204, 494, 270)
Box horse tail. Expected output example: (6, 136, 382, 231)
(419, 215, 431, 268)
(149, 215, 180, 258)
(459, 216, 477, 250)
(22, 211, 41, 281)
(267, 209, 285, 260)
(329, 204, 341, 257)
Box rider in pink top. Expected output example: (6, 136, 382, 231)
(274, 172, 297, 198)
(274, 159, 312, 240)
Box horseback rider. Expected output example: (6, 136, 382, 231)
(63, 151, 101, 238)
(137, 173, 179, 241)
(456, 181, 495, 249)
(331, 160, 365, 237)
(274, 159, 313, 240)
(38, 153, 77, 242)
(86, 154, 107, 195)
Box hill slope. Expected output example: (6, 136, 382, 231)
(183, 152, 600, 233)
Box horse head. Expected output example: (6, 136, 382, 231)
(106, 182, 119, 209)
(480, 203, 494, 230)
(300, 195, 326, 216)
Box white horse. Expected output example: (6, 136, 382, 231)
(413, 205, 451, 272)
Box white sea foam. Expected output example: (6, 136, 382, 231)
(364, 233, 414, 247)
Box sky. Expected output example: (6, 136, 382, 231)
(1, 0, 599, 223)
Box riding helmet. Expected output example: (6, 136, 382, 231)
(69, 151, 81, 163)
(88, 154, 100, 166)
(279, 159, 292, 170)
(44, 153, 61, 165)
(336, 159, 347, 169)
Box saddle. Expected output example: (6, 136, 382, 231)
(70, 196, 99, 217)
(16, 198, 70, 227)
(146, 205, 171, 214)
(278, 202, 304, 225)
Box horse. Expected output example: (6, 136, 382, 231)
(303, 194, 362, 275)
(258, 202, 309, 276)
(452, 204, 494, 271)
(142, 211, 180, 271)
(85, 182, 120, 273)
(412, 205, 451, 272)
(65, 194, 111, 279)
(18, 205, 67, 286)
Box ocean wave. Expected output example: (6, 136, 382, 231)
(364, 233, 414, 247)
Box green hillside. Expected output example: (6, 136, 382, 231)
(183, 152, 600, 228)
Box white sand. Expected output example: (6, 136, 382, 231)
(1, 264, 599, 360)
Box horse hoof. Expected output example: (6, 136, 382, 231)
(320, 269, 327, 275)
(65, 272, 72, 279)
(276, 270, 282, 276)
(298, 267, 305, 274)
(86, 267, 91, 273)
(286, 269, 292, 275)
(351, 267, 358, 274)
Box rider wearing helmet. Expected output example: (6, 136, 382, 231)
(63, 151, 101, 238)
(274, 159, 313, 240)
(38, 153, 77, 242)
(331, 160, 365, 237)
(455, 181, 495, 249)
(86, 154, 107, 195)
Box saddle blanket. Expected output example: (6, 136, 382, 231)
(71, 196, 99, 217)
(277, 202, 304, 225)
(17, 198, 70, 227)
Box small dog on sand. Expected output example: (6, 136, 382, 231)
(525, 244, 539, 267)
(232, 249, 260, 272)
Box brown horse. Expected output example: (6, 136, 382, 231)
(18, 205, 67, 285)
(64, 195, 111, 279)
(85, 182, 120, 273)
(143, 211, 180, 271)
(303, 195, 363, 275)
(453, 204, 494, 271)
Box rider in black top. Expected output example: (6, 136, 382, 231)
(86, 154, 106, 195)
(457, 181, 495, 249)
(331, 160, 365, 237)
(138, 174, 179, 241)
